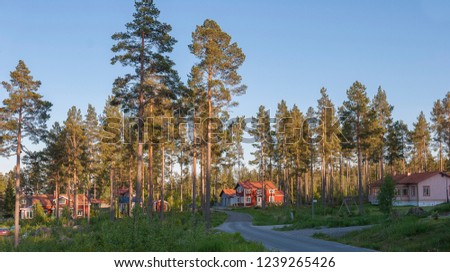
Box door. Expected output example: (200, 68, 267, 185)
(257, 196, 262, 207)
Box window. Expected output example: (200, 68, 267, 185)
(257, 189, 262, 195)
(246, 197, 251, 204)
(245, 189, 251, 194)
(269, 189, 275, 194)
(236, 187, 242, 193)
(411, 187, 416, 197)
(423, 186, 430, 197)
(77, 210, 84, 216)
(269, 196, 275, 203)
(21, 199, 27, 205)
(402, 188, 408, 196)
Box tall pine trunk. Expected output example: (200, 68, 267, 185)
(148, 144, 154, 217)
(129, 156, 133, 216)
(13, 107, 22, 248)
(357, 121, 364, 214)
(205, 78, 212, 228)
(160, 145, 165, 220)
(109, 166, 115, 222)
(192, 126, 197, 214)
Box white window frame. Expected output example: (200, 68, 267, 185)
(246, 197, 251, 204)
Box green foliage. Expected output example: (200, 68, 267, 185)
(377, 176, 396, 215)
(32, 204, 47, 225)
(321, 216, 450, 252)
(0, 211, 264, 252)
(3, 178, 15, 218)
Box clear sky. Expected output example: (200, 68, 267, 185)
(1, 0, 450, 173)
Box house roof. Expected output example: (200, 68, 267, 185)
(234, 181, 284, 195)
(220, 189, 236, 197)
(31, 194, 53, 208)
(370, 171, 450, 187)
(58, 194, 89, 203)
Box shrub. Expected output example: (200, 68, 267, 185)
(377, 175, 396, 216)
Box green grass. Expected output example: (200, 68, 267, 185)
(211, 211, 228, 227)
(0, 210, 265, 252)
(234, 204, 388, 229)
(316, 216, 450, 252)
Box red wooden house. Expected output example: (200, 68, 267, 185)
(53, 194, 90, 218)
(233, 181, 284, 207)
(20, 193, 90, 219)
(19, 194, 53, 219)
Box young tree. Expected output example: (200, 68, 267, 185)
(1, 60, 52, 247)
(340, 81, 370, 214)
(111, 0, 177, 206)
(377, 175, 395, 216)
(189, 19, 246, 227)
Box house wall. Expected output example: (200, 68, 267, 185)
(417, 175, 450, 206)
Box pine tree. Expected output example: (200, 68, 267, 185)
(386, 121, 410, 174)
(340, 81, 370, 214)
(411, 112, 431, 172)
(442, 92, 450, 170)
(431, 99, 446, 171)
(111, 0, 177, 206)
(249, 106, 273, 208)
(64, 106, 87, 219)
(275, 100, 291, 206)
(290, 105, 310, 207)
(316, 88, 341, 206)
(99, 97, 122, 221)
(371, 87, 393, 180)
(43, 122, 66, 219)
(84, 104, 100, 223)
(189, 19, 246, 227)
(4, 174, 15, 218)
(1, 60, 52, 247)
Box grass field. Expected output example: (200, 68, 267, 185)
(312, 203, 450, 251)
(0, 210, 266, 252)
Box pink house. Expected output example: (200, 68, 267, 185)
(369, 172, 450, 207)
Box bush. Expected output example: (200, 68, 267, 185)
(377, 175, 395, 216)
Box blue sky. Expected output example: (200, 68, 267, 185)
(1, 0, 450, 173)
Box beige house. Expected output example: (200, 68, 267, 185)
(369, 172, 450, 207)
